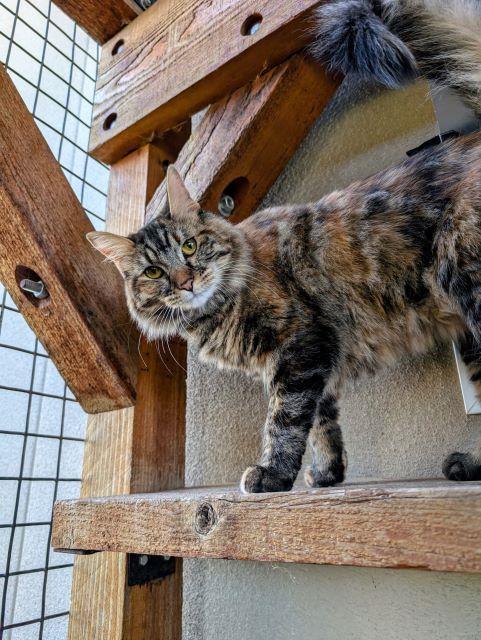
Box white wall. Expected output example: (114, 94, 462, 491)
(183, 78, 481, 640)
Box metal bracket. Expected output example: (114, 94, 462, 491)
(406, 130, 459, 157)
(52, 548, 98, 555)
(127, 553, 176, 587)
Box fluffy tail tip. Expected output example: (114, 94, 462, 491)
(311, 0, 418, 89)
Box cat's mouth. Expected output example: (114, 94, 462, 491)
(179, 281, 218, 309)
(176, 267, 221, 310)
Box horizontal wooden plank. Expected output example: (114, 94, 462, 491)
(90, 0, 327, 163)
(52, 480, 481, 573)
(0, 65, 136, 413)
(146, 55, 340, 224)
(51, 0, 141, 44)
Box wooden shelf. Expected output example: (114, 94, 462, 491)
(52, 480, 481, 573)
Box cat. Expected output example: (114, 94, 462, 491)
(313, 0, 481, 119)
(87, 0, 481, 493)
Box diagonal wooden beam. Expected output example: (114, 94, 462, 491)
(0, 65, 137, 413)
(68, 145, 186, 640)
(51, 0, 141, 44)
(146, 54, 340, 224)
(90, 0, 328, 163)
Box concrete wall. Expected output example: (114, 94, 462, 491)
(183, 78, 481, 640)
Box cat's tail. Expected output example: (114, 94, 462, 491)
(311, 0, 481, 116)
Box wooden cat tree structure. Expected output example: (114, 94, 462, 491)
(1, 0, 481, 638)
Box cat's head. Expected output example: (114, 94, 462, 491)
(87, 166, 249, 339)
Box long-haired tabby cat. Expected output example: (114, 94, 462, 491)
(88, 0, 481, 493)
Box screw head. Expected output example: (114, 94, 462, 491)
(218, 194, 235, 217)
(139, 555, 149, 566)
(247, 19, 261, 35)
(19, 278, 48, 299)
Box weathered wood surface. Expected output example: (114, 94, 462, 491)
(146, 55, 340, 224)
(51, 0, 141, 44)
(0, 65, 136, 413)
(68, 145, 185, 640)
(152, 119, 193, 166)
(54, 480, 481, 573)
(90, 0, 329, 163)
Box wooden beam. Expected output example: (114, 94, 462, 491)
(53, 480, 481, 574)
(146, 55, 339, 224)
(151, 119, 193, 165)
(90, 0, 328, 163)
(67, 145, 186, 640)
(0, 65, 136, 413)
(51, 0, 141, 44)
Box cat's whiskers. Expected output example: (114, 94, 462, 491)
(137, 332, 148, 370)
(221, 267, 266, 305)
(149, 306, 177, 373)
(165, 308, 187, 373)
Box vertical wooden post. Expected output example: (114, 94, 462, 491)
(68, 145, 185, 640)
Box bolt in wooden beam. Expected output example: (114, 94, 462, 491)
(146, 54, 340, 224)
(0, 65, 137, 413)
(90, 0, 328, 163)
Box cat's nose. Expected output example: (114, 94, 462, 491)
(178, 276, 194, 292)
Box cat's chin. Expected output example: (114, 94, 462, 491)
(179, 282, 218, 310)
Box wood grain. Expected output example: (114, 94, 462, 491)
(54, 480, 481, 573)
(51, 0, 141, 44)
(146, 55, 339, 224)
(67, 145, 185, 640)
(90, 0, 329, 163)
(0, 65, 136, 413)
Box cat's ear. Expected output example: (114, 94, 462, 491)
(166, 165, 201, 220)
(86, 231, 135, 274)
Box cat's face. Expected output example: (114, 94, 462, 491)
(87, 167, 248, 339)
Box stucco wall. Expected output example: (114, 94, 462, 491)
(183, 78, 481, 640)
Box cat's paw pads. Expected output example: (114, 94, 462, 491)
(443, 452, 481, 481)
(304, 462, 345, 488)
(240, 465, 294, 494)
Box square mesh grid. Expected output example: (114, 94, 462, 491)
(0, 1, 110, 637)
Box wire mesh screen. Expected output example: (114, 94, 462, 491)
(0, 1, 109, 637)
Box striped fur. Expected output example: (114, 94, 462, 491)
(313, 0, 481, 116)
(89, 139, 481, 492)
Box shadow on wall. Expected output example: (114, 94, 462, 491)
(184, 559, 481, 640)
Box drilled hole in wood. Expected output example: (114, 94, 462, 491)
(218, 176, 249, 217)
(15, 266, 50, 309)
(195, 502, 217, 535)
(241, 14, 263, 36)
(103, 113, 117, 131)
(111, 39, 125, 55)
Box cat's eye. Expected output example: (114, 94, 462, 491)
(182, 238, 197, 256)
(144, 266, 163, 279)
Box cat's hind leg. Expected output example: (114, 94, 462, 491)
(304, 396, 346, 488)
(443, 331, 481, 481)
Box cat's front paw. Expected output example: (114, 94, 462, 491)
(304, 461, 345, 488)
(443, 452, 481, 481)
(240, 465, 294, 494)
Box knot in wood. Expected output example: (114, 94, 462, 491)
(195, 502, 217, 535)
